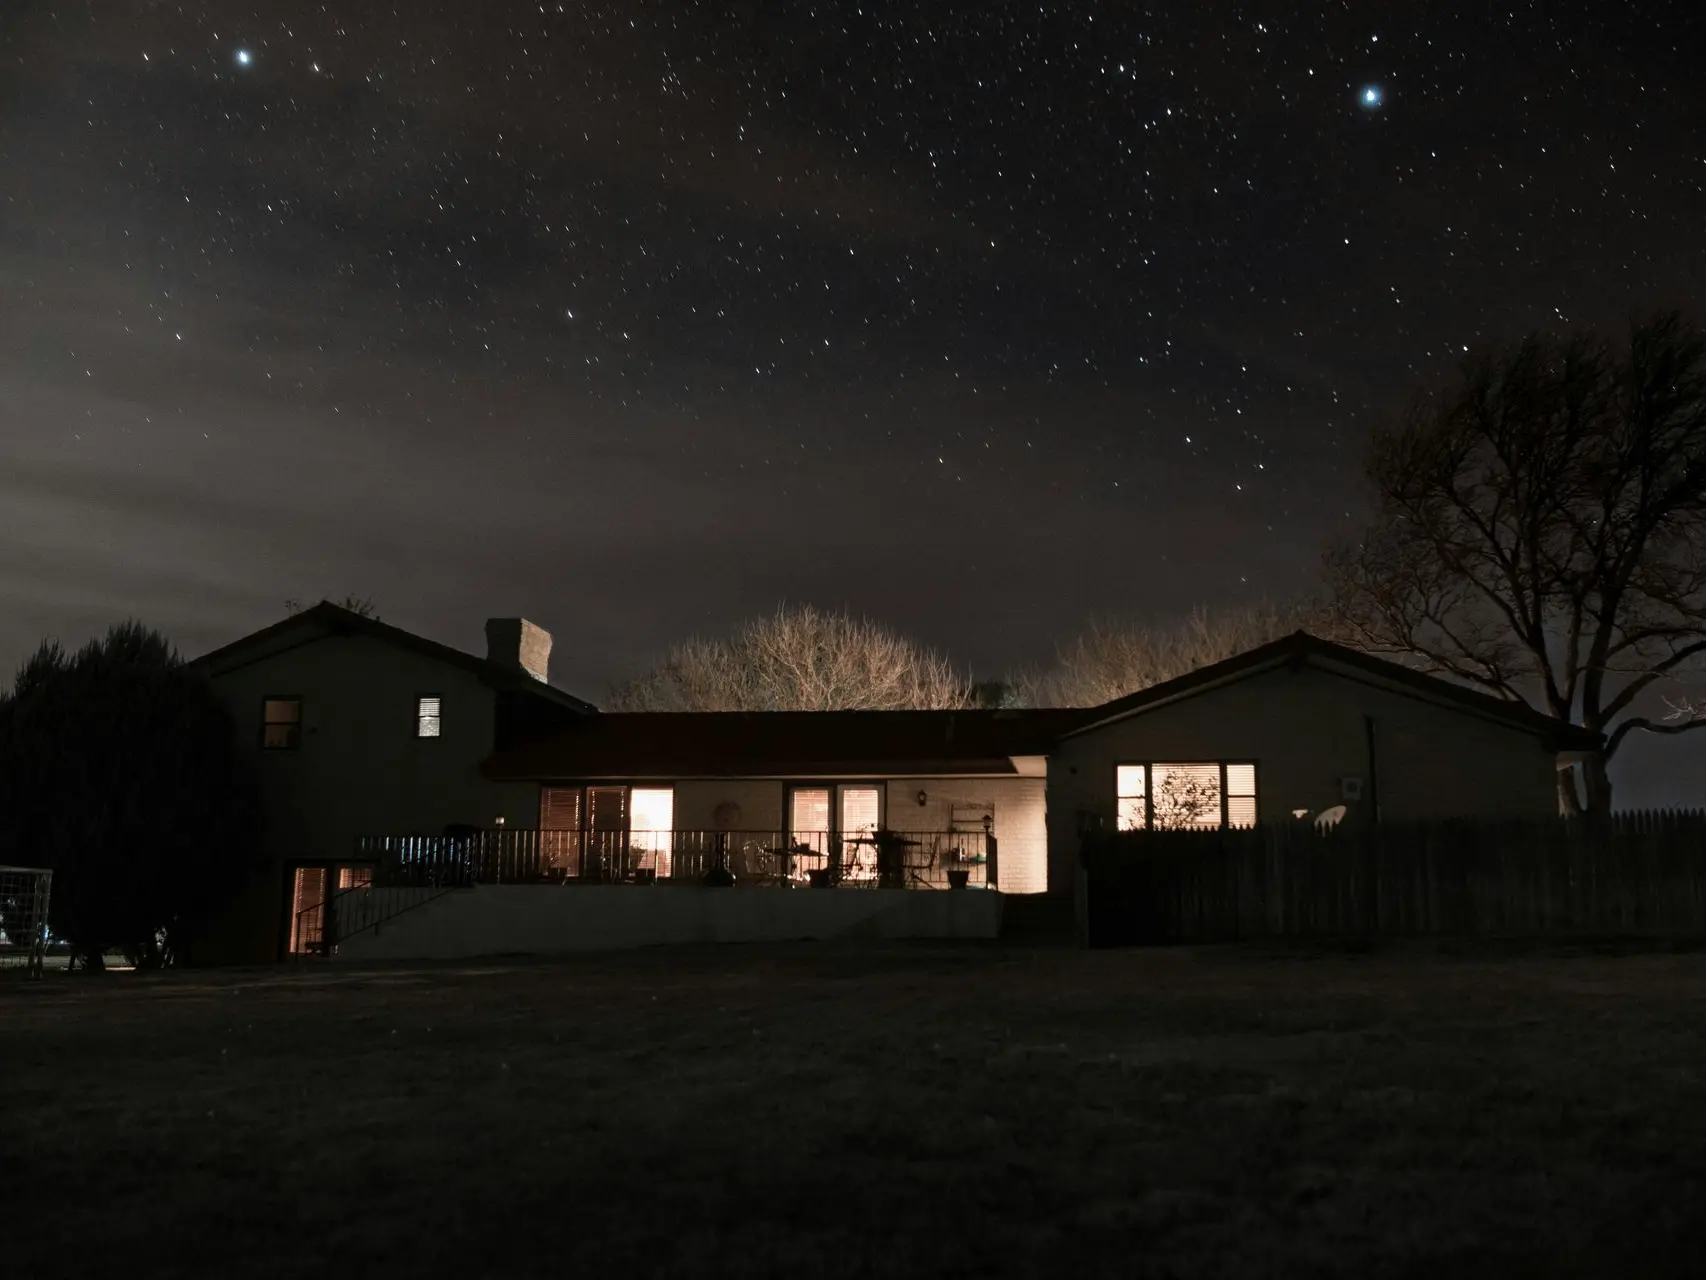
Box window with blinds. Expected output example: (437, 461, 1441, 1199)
(587, 787, 628, 831)
(839, 787, 881, 838)
(539, 787, 584, 876)
(1225, 763, 1258, 827)
(790, 788, 832, 854)
(540, 787, 583, 831)
(1151, 763, 1225, 829)
(416, 695, 441, 738)
(1115, 762, 1259, 830)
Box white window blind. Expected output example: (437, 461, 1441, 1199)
(840, 787, 881, 838)
(1150, 763, 1224, 829)
(1115, 764, 1147, 831)
(1225, 763, 1258, 827)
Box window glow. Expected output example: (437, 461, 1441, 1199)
(630, 787, 674, 875)
(1151, 763, 1224, 829)
(790, 788, 831, 854)
(1116, 762, 1259, 830)
(416, 695, 441, 738)
(1115, 764, 1147, 831)
(1225, 763, 1258, 827)
(840, 787, 881, 837)
(263, 697, 302, 750)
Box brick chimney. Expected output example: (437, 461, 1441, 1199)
(485, 618, 552, 683)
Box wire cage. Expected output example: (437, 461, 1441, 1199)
(0, 866, 53, 977)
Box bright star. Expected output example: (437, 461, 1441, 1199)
(1360, 84, 1383, 110)
(235, 49, 253, 67)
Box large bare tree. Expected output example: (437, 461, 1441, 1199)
(1016, 602, 1321, 708)
(1328, 312, 1706, 814)
(607, 604, 973, 712)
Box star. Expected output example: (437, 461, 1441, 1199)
(235, 49, 253, 68)
(1360, 84, 1384, 110)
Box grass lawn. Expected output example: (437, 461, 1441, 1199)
(5, 941, 1706, 1278)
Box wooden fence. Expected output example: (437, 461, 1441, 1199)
(1079, 811, 1706, 946)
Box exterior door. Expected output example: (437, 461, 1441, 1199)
(540, 786, 584, 877)
(788, 787, 832, 856)
(586, 786, 627, 878)
(287, 866, 327, 956)
(839, 787, 882, 883)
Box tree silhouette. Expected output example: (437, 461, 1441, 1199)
(1329, 312, 1706, 813)
(1015, 602, 1323, 707)
(0, 623, 263, 966)
(607, 605, 972, 711)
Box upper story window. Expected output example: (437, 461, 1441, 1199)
(262, 697, 302, 750)
(416, 695, 441, 738)
(1116, 762, 1258, 830)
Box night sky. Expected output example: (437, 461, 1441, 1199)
(5, 3, 1704, 797)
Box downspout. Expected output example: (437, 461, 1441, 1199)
(1363, 714, 1382, 824)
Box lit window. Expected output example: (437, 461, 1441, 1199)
(1151, 763, 1225, 829)
(630, 788, 674, 848)
(1116, 763, 1259, 830)
(1226, 764, 1258, 827)
(790, 788, 832, 856)
(416, 695, 441, 738)
(840, 787, 881, 838)
(262, 697, 302, 750)
(1115, 764, 1147, 831)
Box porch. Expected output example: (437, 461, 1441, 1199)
(286, 827, 997, 958)
(356, 827, 998, 891)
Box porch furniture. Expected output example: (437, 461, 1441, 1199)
(765, 840, 827, 885)
(846, 831, 924, 889)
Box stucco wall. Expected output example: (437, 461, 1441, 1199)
(335, 884, 1003, 961)
(671, 779, 786, 832)
(209, 632, 540, 864)
(884, 777, 1049, 894)
(1048, 663, 1562, 892)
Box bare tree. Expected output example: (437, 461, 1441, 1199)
(1016, 602, 1322, 708)
(607, 605, 974, 712)
(1150, 767, 1224, 830)
(1328, 312, 1706, 814)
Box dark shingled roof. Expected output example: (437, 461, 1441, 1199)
(1067, 631, 1604, 752)
(484, 708, 1086, 780)
(191, 600, 597, 714)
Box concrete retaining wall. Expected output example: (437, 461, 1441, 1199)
(335, 885, 1004, 961)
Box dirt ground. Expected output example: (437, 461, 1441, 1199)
(4, 941, 1706, 1278)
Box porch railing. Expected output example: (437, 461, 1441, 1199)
(353, 829, 995, 890)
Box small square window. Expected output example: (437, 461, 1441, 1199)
(416, 695, 441, 738)
(262, 697, 302, 750)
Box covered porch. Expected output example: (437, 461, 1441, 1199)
(353, 823, 1000, 891)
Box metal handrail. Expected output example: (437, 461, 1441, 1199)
(352, 828, 994, 889)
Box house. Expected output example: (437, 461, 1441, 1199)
(1047, 632, 1600, 894)
(480, 706, 1078, 895)
(190, 603, 594, 961)
(189, 605, 1601, 962)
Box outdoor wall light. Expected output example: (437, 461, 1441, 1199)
(916, 789, 928, 806)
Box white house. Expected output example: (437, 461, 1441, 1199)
(188, 604, 1598, 962)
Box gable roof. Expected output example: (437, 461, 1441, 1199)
(190, 601, 597, 713)
(1066, 631, 1602, 752)
(484, 708, 1084, 780)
